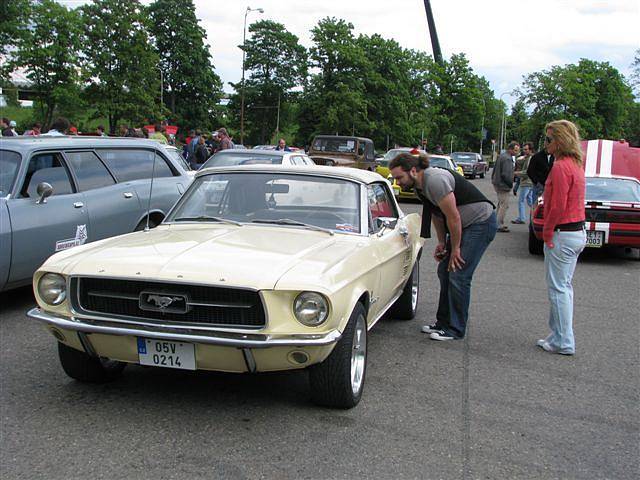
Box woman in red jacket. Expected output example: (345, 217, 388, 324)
(537, 120, 586, 356)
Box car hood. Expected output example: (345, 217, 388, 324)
(43, 224, 358, 290)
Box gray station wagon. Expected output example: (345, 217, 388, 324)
(0, 136, 192, 291)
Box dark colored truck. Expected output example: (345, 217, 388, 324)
(308, 135, 377, 171)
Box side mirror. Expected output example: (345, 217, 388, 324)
(36, 182, 53, 204)
(375, 217, 398, 235)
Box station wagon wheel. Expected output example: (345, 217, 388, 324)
(58, 342, 126, 383)
(309, 303, 367, 409)
(387, 260, 420, 320)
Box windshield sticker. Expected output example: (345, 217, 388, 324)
(55, 224, 88, 251)
(335, 223, 358, 232)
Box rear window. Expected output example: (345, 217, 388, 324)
(452, 153, 476, 162)
(586, 177, 640, 203)
(97, 149, 173, 181)
(202, 152, 283, 168)
(0, 150, 21, 196)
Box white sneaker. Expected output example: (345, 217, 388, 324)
(421, 324, 441, 334)
(429, 330, 456, 341)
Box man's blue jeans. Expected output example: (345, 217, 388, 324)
(517, 186, 534, 222)
(435, 212, 498, 338)
(543, 230, 586, 353)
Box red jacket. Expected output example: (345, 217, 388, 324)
(542, 157, 585, 242)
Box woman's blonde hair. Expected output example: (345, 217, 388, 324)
(546, 120, 583, 166)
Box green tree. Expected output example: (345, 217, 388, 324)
(0, 0, 31, 78)
(148, 0, 222, 130)
(81, 0, 162, 133)
(11, 0, 83, 127)
(630, 49, 639, 97)
(231, 19, 307, 144)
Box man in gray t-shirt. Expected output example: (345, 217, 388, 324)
(389, 152, 498, 341)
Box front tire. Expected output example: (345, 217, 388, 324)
(387, 260, 420, 320)
(58, 342, 126, 383)
(309, 303, 367, 409)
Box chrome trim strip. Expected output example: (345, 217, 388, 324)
(187, 301, 253, 309)
(88, 291, 139, 301)
(242, 349, 257, 373)
(27, 308, 341, 348)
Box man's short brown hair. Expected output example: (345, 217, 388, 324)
(389, 152, 430, 171)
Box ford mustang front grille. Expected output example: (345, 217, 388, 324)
(72, 277, 266, 328)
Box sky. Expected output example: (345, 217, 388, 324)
(190, 0, 639, 104)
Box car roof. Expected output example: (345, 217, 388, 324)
(582, 140, 640, 180)
(196, 164, 384, 184)
(314, 135, 372, 142)
(0, 136, 170, 154)
(213, 149, 288, 157)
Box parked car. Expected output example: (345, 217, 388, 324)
(163, 145, 195, 176)
(451, 152, 488, 179)
(0, 136, 192, 292)
(252, 145, 276, 150)
(388, 154, 463, 200)
(27, 165, 424, 408)
(529, 139, 640, 255)
(308, 135, 377, 171)
(201, 149, 315, 168)
(376, 148, 425, 179)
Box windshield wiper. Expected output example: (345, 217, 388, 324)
(251, 218, 334, 235)
(173, 215, 242, 226)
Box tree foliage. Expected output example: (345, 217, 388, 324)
(80, 0, 162, 133)
(10, 0, 83, 127)
(148, 0, 222, 129)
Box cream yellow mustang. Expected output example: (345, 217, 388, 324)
(28, 165, 424, 408)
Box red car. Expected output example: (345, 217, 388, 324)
(529, 140, 640, 254)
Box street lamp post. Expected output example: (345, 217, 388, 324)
(479, 97, 485, 156)
(498, 91, 510, 152)
(240, 6, 264, 146)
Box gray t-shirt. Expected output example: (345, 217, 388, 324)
(419, 168, 493, 228)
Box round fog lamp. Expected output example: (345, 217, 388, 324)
(38, 273, 67, 305)
(294, 292, 329, 327)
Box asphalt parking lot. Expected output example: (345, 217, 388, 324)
(1, 176, 638, 480)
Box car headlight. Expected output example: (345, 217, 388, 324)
(38, 273, 67, 305)
(294, 292, 329, 327)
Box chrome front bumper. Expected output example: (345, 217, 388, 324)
(27, 308, 342, 348)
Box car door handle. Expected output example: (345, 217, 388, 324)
(73, 202, 84, 208)
(123, 192, 133, 198)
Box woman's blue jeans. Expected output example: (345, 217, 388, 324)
(435, 212, 498, 338)
(543, 230, 586, 353)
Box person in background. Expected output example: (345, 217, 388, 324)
(275, 138, 291, 152)
(512, 142, 535, 224)
(409, 143, 420, 155)
(68, 126, 78, 135)
(2, 118, 16, 136)
(193, 135, 210, 168)
(149, 123, 168, 144)
(537, 120, 586, 356)
(527, 143, 555, 200)
(23, 122, 42, 136)
(491, 141, 519, 232)
(216, 128, 233, 151)
(96, 125, 107, 137)
(41, 117, 70, 136)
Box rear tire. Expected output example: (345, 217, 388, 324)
(309, 303, 367, 409)
(528, 224, 543, 255)
(58, 342, 126, 383)
(387, 260, 420, 320)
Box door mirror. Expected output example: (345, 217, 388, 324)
(375, 216, 398, 235)
(36, 182, 54, 204)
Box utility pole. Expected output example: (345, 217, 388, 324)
(423, 0, 443, 65)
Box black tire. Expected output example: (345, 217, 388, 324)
(480, 171, 485, 179)
(58, 342, 126, 383)
(309, 303, 367, 409)
(469, 173, 476, 179)
(387, 260, 420, 320)
(528, 224, 544, 255)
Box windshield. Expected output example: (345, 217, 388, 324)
(382, 149, 404, 162)
(429, 157, 450, 169)
(202, 151, 283, 168)
(166, 148, 191, 171)
(312, 138, 356, 154)
(0, 150, 21, 196)
(586, 177, 640, 203)
(168, 172, 361, 233)
(451, 153, 476, 163)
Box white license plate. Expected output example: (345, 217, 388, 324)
(137, 338, 196, 370)
(585, 230, 604, 248)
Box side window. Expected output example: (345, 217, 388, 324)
(367, 183, 397, 231)
(291, 156, 305, 165)
(65, 151, 115, 191)
(357, 142, 365, 156)
(96, 149, 173, 182)
(303, 156, 315, 165)
(21, 153, 74, 198)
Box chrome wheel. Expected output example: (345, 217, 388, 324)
(350, 314, 367, 396)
